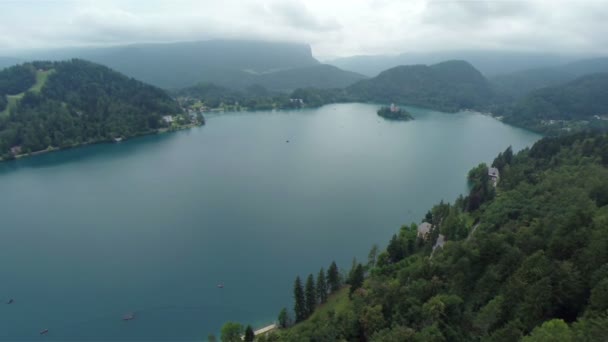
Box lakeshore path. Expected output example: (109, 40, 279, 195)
(254, 324, 277, 335)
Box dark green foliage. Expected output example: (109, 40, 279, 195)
(304, 274, 316, 317)
(348, 60, 493, 112)
(377, 106, 414, 121)
(491, 68, 574, 101)
(348, 264, 364, 296)
(176, 83, 288, 111)
(220, 322, 243, 342)
(293, 276, 306, 323)
(0, 94, 6, 111)
(492, 146, 513, 172)
(251, 64, 366, 91)
(244, 325, 254, 342)
(279, 133, 608, 341)
(316, 268, 328, 304)
(387, 234, 405, 262)
(327, 261, 342, 293)
(0, 64, 36, 95)
(0, 59, 182, 158)
(466, 163, 494, 211)
(278, 307, 290, 328)
(289, 87, 354, 108)
(499, 73, 608, 132)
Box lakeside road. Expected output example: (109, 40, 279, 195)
(241, 324, 277, 339)
(254, 324, 277, 335)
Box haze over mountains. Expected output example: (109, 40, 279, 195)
(490, 57, 608, 100)
(326, 51, 579, 77)
(347, 60, 492, 112)
(3, 38, 608, 137)
(11, 40, 366, 91)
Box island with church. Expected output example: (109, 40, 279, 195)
(377, 103, 414, 121)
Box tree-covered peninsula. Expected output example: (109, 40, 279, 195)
(0, 59, 198, 160)
(229, 132, 608, 341)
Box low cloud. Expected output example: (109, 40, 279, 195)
(0, 0, 606, 58)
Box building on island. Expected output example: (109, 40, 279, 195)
(162, 115, 174, 124)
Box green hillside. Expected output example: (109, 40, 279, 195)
(490, 57, 608, 101)
(20, 40, 365, 91)
(1, 68, 55, 117)
(497, 73, 608, 133)
(252, 64, 366, 91)
(261, 132, 608, 341)
(347, 60, 493, 112)
(0, 59, 185, 159)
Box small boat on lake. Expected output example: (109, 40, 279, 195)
(123, 312, 135, 321)
(6, 299, 13, 304)
(40, 329, 49, 335)
(217, 283, 224, 288)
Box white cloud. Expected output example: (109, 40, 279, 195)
(0, 0, 606, 58)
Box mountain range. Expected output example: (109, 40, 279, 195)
(347, 60, 493, 112)
(491, 57, 608, 100)
(11, 40, 366, 91)
(326, 51, 579, 77)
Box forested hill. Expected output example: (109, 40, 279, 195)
(17, 40, 366, 90)
(491, 57, 608, 100)
(346, 60, 493, 112)
(263, 132, 608, 341)
(496, 73, 608, 133)
(0, 59, 183, 159)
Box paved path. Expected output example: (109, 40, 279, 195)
(254, 324, 277, 335)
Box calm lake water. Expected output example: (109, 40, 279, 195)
(0, 103, 540, 341)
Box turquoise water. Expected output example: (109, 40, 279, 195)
(0, 103, 540, 340)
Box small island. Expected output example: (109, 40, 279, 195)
(377, 103, 414, 121)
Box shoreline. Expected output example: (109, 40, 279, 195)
(0, 123, 202, 163)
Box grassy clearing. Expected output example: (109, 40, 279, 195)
(0, 69, 54, 117)
(30, 69, 55, 93)
(283, 287, 351, 336)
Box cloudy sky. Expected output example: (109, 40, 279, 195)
(1, 0, 607, 58)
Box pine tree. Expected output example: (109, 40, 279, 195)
(316, 268, 328, 304)
(278, 307, 290, 328)
(294, 276, 306, 322)
(305, 273, 317, 317)
(327, 261, 341, 293)
(244, 325, 255, 342)
(367, 244, 379, 269)
(349, 263, 365, 297)
(387, 234, 404, 262)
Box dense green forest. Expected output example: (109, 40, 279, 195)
(0, 59, 185, 159)
(175, 83, 291, 111)
(233, 132, 608, 341)
(489, 57, 608, 101)
(495, 73, 608, 134)
(347, 60, 493, 112)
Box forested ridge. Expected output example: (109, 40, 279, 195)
(0, 59, 183, 159)
(495, 73, 608, 134)
(248, 132, 608, 341)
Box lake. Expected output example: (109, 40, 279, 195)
(0, 103, 540, 340)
